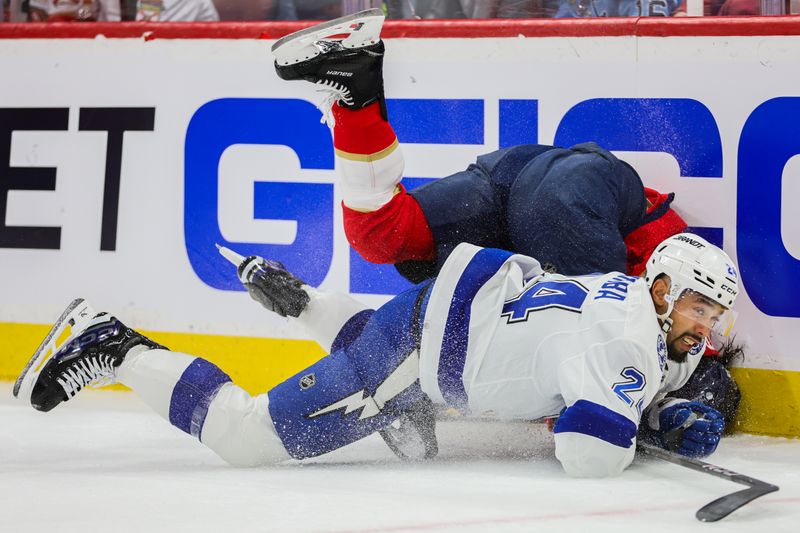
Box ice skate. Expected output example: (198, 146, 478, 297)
(271, 8, 387, 121)
(13, 298, 165, 412)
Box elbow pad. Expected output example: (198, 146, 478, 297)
(555, 432, 635, 477)
(553, 399, 638, 477)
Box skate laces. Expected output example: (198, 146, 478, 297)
(56, 353, 118, 398)
(315, 79, 353, 127)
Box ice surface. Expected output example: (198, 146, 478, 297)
(1, 383, 797, 533)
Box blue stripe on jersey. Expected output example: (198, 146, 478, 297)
(169, 359, 231, 439)
(553, 399, 638, 448)
(438, 247, 514, 406)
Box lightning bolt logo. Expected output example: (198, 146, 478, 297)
(307, 350, 419, 421)
(308, 390, 380, 420)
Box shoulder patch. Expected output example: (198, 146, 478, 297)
(689, 337, 706, 357)
(657, 334, 668, 372)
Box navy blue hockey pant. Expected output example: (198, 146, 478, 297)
(267, 282, 432, 459)
(409, 142, 647, 276)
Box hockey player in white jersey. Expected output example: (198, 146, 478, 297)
(14, 233, 737, 477)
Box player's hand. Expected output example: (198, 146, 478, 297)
(657, 401, 725, 457)
(238, 256, 310, 318)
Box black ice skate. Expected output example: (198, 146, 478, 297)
(379, 395, 439, 461)
(271, 8, 387, 122)
(13, 298, 165, 412)
(218, 245, 311, 318)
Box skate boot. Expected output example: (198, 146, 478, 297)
(13, 298, 165, 412)
(379, 395, 439, 461)
(271, 8, 387, 123)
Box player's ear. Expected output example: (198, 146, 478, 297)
(650, 276, 671, 315)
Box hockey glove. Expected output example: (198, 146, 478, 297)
(657, 401, 725, 457)
(237, 256, 310, 318)
(379, 395, 438, 461)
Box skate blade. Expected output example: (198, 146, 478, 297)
(13, 298, 96, 403)
(272, 8, 384, 66)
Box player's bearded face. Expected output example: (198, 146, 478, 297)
(665, 291, 726, 362)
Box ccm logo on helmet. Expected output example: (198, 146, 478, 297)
(720, 284, 738, 295)
(675, 235, 706, 249)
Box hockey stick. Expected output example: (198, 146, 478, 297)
(638, 442, 779, 522)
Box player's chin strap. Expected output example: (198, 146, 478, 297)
(657, 295, 675, 334)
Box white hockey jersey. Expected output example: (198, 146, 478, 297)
(419, 243, 686, 477)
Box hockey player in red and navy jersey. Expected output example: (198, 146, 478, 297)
(326, 68, 687, 285)
(271, 7, 688, 282)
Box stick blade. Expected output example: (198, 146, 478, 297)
(696, 483, 780, 522)
(216, 243, 245, 268)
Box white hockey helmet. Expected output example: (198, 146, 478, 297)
(644, 233, 739, 335)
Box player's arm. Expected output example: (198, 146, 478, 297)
(553, 339, 660, 477)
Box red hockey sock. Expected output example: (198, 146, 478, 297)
(343, 184, 435, 264)
(332, 101, 397, 156)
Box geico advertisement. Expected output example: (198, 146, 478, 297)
(0, 36, 798, 371)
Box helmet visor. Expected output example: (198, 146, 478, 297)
(671, 289, 738, 338)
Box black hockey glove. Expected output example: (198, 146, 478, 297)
(237, 256, 310, 318)
(379, 395, 438, 461)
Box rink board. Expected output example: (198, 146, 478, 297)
(1, 18, 800, 436)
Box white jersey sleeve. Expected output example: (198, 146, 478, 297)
(552, 279, 666, 478)
(553, 337, 661, 477)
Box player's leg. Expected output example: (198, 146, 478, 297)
(227, 250, 434, 460)
(15, 292, 435, 464)
(266, 281, 437, 460)
(272, 8, 404, 213)
(240, 255, 438, 460)
(404, 145, 558, 273)
(505, 142, 647, 275)
(118, 348, 291, 466)
(14, 299, 289, 466)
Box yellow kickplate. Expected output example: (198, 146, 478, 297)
(730, 367, 800, 438)
(3, 321, 799, 437)
(0, 322, 326, 396)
